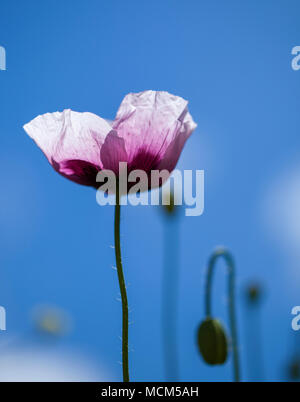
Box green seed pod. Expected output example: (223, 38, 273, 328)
(197, 318, 228, 365)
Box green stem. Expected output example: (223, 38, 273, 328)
(114, 183, 129, 382)
(162, 217, 179, 381)
(205, 248, 240, 382)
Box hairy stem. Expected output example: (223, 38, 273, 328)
(114, 183, 129, 382)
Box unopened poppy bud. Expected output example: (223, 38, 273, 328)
(288, 358, 300, 381)
(163, 191, 176, 215)
(245, 282, 263, 304)
(197, 318, 228, 365)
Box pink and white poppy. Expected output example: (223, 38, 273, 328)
(24, 91, 197, 189)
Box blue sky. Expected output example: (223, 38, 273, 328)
(0, 0, 300, 381)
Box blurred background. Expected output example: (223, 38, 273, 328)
(0, 0, 300, 381)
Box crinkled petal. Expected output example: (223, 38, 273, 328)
(24, 110, 112, 186)
(113, 91, 196, 172)
(157, 111, 197, 171)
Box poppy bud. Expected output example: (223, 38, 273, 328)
(288, 358, 300, 381)
(245, 282, 263, 304)
(197, 318, 228, 365)
(162, 190, 177, 215)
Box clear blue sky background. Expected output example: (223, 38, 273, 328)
(0, 0, 300, 381)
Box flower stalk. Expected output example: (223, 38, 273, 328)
(114, 181, 129, 382)
(205, 248, 240, 382)
(162, 203, 179, 381)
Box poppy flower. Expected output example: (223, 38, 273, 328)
(24, 90, 196, 189)
(24, 90, 197, 382)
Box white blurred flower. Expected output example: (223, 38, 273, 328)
(32, 305, 72, 337)
(263, 166, 300, 257)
